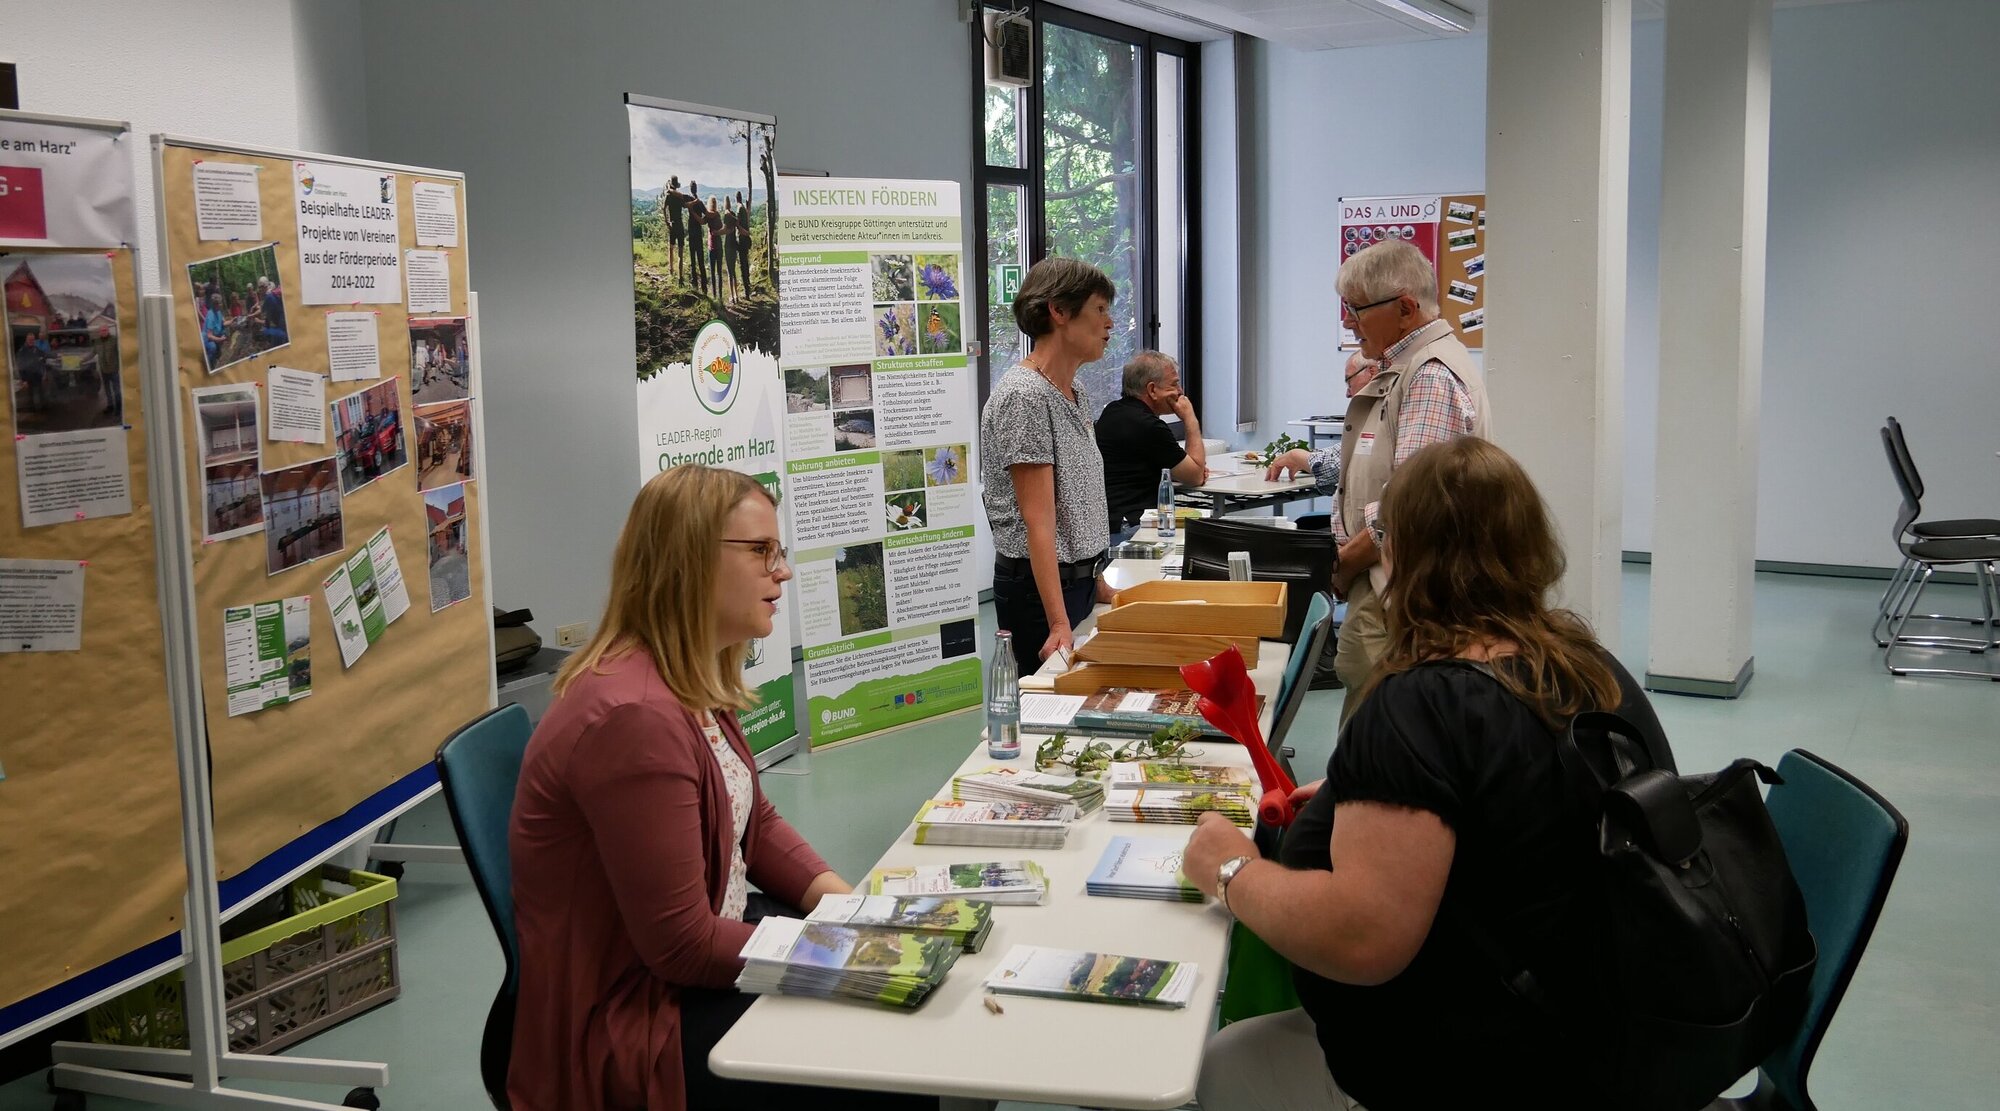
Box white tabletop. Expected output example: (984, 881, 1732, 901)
(1192, 469, 1318, 498)
(711, 614, 1291, 1108)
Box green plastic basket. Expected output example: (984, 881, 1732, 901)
(87, 865, 400, 1054)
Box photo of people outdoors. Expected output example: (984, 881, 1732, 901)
(260, 457, 344, 575)
(186, 243, 290, 374)
(628, 104, 778, 379)
(415, 399, 474, 491)
(5, 253, 124, 437)
(424, 481, 472, 611)
(409, 316, 469, 406)
(329, 379, 409, 494)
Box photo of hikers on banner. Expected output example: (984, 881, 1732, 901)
(628, 104, 778, 375)
(186, 243, 290, 374)
(409, 316, 469, 406)
(6, 253, 124, 437)
(415, 398, 474, 491)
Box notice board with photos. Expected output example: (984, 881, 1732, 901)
(0, 110, 186, 1016)
(156, 137, 492, 879)
(1338, 192, 1487, 351)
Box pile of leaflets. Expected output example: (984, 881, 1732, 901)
(1104, 761, 1255, 828)
(805, 893, 994, 952)
(736, 917, 960, 1009)
(984, 944, 1198, 1008)
(952, 765, 1105, 814)
(913, 798, 1078, 848)
(864, 860, 1050, 906)
(1086, 835, 1205, 902)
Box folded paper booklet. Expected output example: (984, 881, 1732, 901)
(913, 799, 1078, 849)
(865, 860, 1049, 905)
(1105, 785, 1254, 828)
(805, 893, 994, 952)
(1086, 835, 1205, 902)
(984, 944, 1198, 1008)
(1106, 761, 1256, 794)
(736, 917, 961, 1009)
(953, 765, 1105, 813)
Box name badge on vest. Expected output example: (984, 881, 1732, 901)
(1355, 432, 1377, 457)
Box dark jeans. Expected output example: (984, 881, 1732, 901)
(679, 894, 939, 1110)
(992, 560, 1099, 674)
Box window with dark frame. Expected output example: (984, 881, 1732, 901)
(970, 2, 1200, 420)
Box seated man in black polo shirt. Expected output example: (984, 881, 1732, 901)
(1096, 350, 1208, 542)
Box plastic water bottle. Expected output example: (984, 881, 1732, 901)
(987, 632, 1021, 759)
(1157, 468, 1176, 540)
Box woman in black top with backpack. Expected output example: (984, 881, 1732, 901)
(1187, 436, 1672, 1111)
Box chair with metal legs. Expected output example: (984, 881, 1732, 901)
(1872, 419, 2000, 646)
(1877, 431, 2000, 679)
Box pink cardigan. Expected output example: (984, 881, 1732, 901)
(506, 651, 829, 1111)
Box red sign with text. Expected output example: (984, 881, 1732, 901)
(0, 165, 49, 240)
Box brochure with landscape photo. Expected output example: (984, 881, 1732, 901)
(984, 944, 1198, 1008)
(1086, 835, 1205, 902)
(805, 894, 993, 951)
(864, 860, 1049, 904)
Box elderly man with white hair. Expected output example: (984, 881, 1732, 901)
(1272, 240, 1490, 723)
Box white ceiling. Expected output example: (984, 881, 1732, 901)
(1074, 0, 1873, 51)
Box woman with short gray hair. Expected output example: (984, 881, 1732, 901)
(979, 257, 1117, 674)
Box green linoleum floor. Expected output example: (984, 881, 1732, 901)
(5, 568, 1995, 1110)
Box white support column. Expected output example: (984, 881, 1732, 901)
(1646, 0, 1771, 698)
(1484, 0, 1632, 642)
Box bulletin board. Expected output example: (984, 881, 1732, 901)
(1338, 192, 1486, 351)
(1435, 193, 1487, 350)
(156, 138, 492, 879)
(0, 244, 186, 1014)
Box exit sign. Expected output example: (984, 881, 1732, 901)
(998, 262, 1021, 302)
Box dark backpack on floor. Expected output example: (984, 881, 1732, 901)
(1464, 677, 1818, 1110)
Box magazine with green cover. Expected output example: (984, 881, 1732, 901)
(984, 944, 1198, 1007)
(953, 765, 1106, 811)
(1107, 761, 1256, 793)
(737, 917, 960, 1008)
(1105, 785, 1254, 827)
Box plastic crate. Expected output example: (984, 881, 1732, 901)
(87, 865, 400, 1054)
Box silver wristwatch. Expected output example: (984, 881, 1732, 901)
(1215, 854, 1255, 913)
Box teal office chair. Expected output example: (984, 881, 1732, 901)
(434, 704, 534, 1111)
(1708, 749, 1909, 1111)
(1267, 591, 1335, 786)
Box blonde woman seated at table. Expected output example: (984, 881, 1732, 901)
(509, 465, 936, 1111)
(1185, 438, 1671, 1111)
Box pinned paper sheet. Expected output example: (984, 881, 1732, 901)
(266, 366, 327, 444)
(192, 161, 262, 242)
(222, 596, 312, 716)
(412, 181, 460, 247)
(326, 311, 382, 382)
(0, 558, 86, 652)
(404, 250, 450, 314)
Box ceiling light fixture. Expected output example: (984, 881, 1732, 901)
(1371, 0, 1476, 34)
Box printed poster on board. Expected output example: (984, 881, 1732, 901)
(778, 177, 980, 747)
(0, 115, 137, 249)
(626, 94, 796, 757)
(1337, 194, 1440, 349)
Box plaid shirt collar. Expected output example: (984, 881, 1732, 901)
(1380, 318, 1452, 365)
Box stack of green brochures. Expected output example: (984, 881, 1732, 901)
(1105, 761, 1256, 827)
(864, 860, 1049, 905)
(805, 893, 994, 952)
(984, 944, 1198, 1008)
(1086, 835, 1205, 902)
(913, 798, 1078, 848)
(952, 765, 1105, 813)
(736, 917, 960, 1009)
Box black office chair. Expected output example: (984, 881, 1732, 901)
(1876, 429, 2000, 678)
(1182, 517, 1335, 643)
(1872, 417, 2000, 646)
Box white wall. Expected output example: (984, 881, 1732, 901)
(1243, 33, 1487, 455)
(356, 0, 978, 635)
(0, 0, 366, 292)
(1254, 0, 2000, 569)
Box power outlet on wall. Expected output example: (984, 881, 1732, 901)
(556, 622, 587, 648)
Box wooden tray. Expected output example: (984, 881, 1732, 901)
(1050, 663, 1189, 695)
(1096, 580, 1288, 640)
(1073, 630, 1261, 669)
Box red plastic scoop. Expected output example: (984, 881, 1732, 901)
(1180, 645, 1298, 827)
